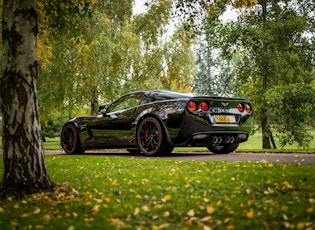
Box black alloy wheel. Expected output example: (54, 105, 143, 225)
(61, 124, 84, 154)
(137, 117, 173, 156)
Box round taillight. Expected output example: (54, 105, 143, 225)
(237, 103, 244, 112)
(188, 101, 198, 112)
(245, 104, 252, 113)
(199, 101, 209, 111)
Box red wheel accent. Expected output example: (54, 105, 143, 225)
(137, 118, 162, 156)
(61, 124, 84, 154)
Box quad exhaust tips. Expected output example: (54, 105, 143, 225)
(212, 136, 235, 144)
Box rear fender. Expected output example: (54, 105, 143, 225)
(132, 111, 174, 146)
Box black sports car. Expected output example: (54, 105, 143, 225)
(60, 90, 252, 156)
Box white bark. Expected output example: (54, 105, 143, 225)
(0, 0, 53, 197)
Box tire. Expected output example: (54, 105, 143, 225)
(207, 143, 239, 154)
(137, 117, 173, 156)
(60, 124, 84, 154)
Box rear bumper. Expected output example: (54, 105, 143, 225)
(167, 114, 252, 146)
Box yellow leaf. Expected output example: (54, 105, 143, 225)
(306, 207, 313, 213)
(162, 195, 171, 202)
(68, 226, 75, 230)
(42, 215, 51, 221)
(158, 223, 170, 229)
(21, 213, 30, 218)
(35, 225, 44, 230)
(84, 217, 94, 223)
(227, 225, 235, 230)
(110, 218, 126, 227)
(206, 205, 215, 214)
(200, 216, 212, 222)
(283, 181, 294, 189)
(94, 174, 99, 179)
(297, 222, 305, 230)
(112, 180, 117, 185)
(136, 194, 142, 199)
(104, 197, 111, 203)
(163, 211, 170, 217)
(246, 209, 254, 219)
(216, 200, 222, 206)
(33, 207, 41, 214)
(224, 217, 230, 223)
(92, 205, 100, 214)
(247, 199, 254, 206)
(187, 209, 195, 217)
(134, 207, 140, 216)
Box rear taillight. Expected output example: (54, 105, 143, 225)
(238, 103, 252, 113)
(199, 102, 209, 111)
(187, 101, 198, 112)
(237, 103, 244, 112)
(245, 104, 252, 113)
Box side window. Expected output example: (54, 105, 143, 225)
(107, 93, 143, 113)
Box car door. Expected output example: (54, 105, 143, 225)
(88, 93, 143, 147)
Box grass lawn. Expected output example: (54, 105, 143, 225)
(0, 156, 314, 229)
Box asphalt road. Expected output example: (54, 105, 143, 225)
(43, 150, 315, 165)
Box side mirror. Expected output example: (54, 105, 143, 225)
(98, 105, 107, 114)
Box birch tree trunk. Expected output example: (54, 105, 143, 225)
(0, 0, 54, 198)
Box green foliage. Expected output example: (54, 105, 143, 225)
(0, 156, 314, 229)
(37, 0, 196, 121)
(199, 0, 315, 148)
(265, 83, 315, 147)
(41, 114, 68, 138)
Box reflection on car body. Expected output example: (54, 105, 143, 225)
(60, 90, 253, 156)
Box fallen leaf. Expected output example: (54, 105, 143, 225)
(206, 205, 215, 214)
(33, 207, 41, 214)
(163, 211, 170, 217)
(187, 209, 195, 217)
(246, 209, 254, 219)
(200, 216, 211, 222)
(283, 181, 294, 189)
(92, 204, 100, 214)
(162, 195, 171, 202)
(227, 225, 235, 230)
(134, 207, 140, 216)
(84, 217, 94, 223)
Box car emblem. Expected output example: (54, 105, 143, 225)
(221, 102, 229, 107)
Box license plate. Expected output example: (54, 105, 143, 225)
(214, 115, 236, 123)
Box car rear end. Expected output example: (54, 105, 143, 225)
(175, 96, 253, 147)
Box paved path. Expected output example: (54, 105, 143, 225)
(43, 150, 315, 165)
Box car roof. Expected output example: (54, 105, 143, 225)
(143, 90, 195, 99)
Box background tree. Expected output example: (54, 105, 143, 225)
(0, 0, 54, 197)
(38, 0, 197, 126)
(207, 0, 315, 148)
